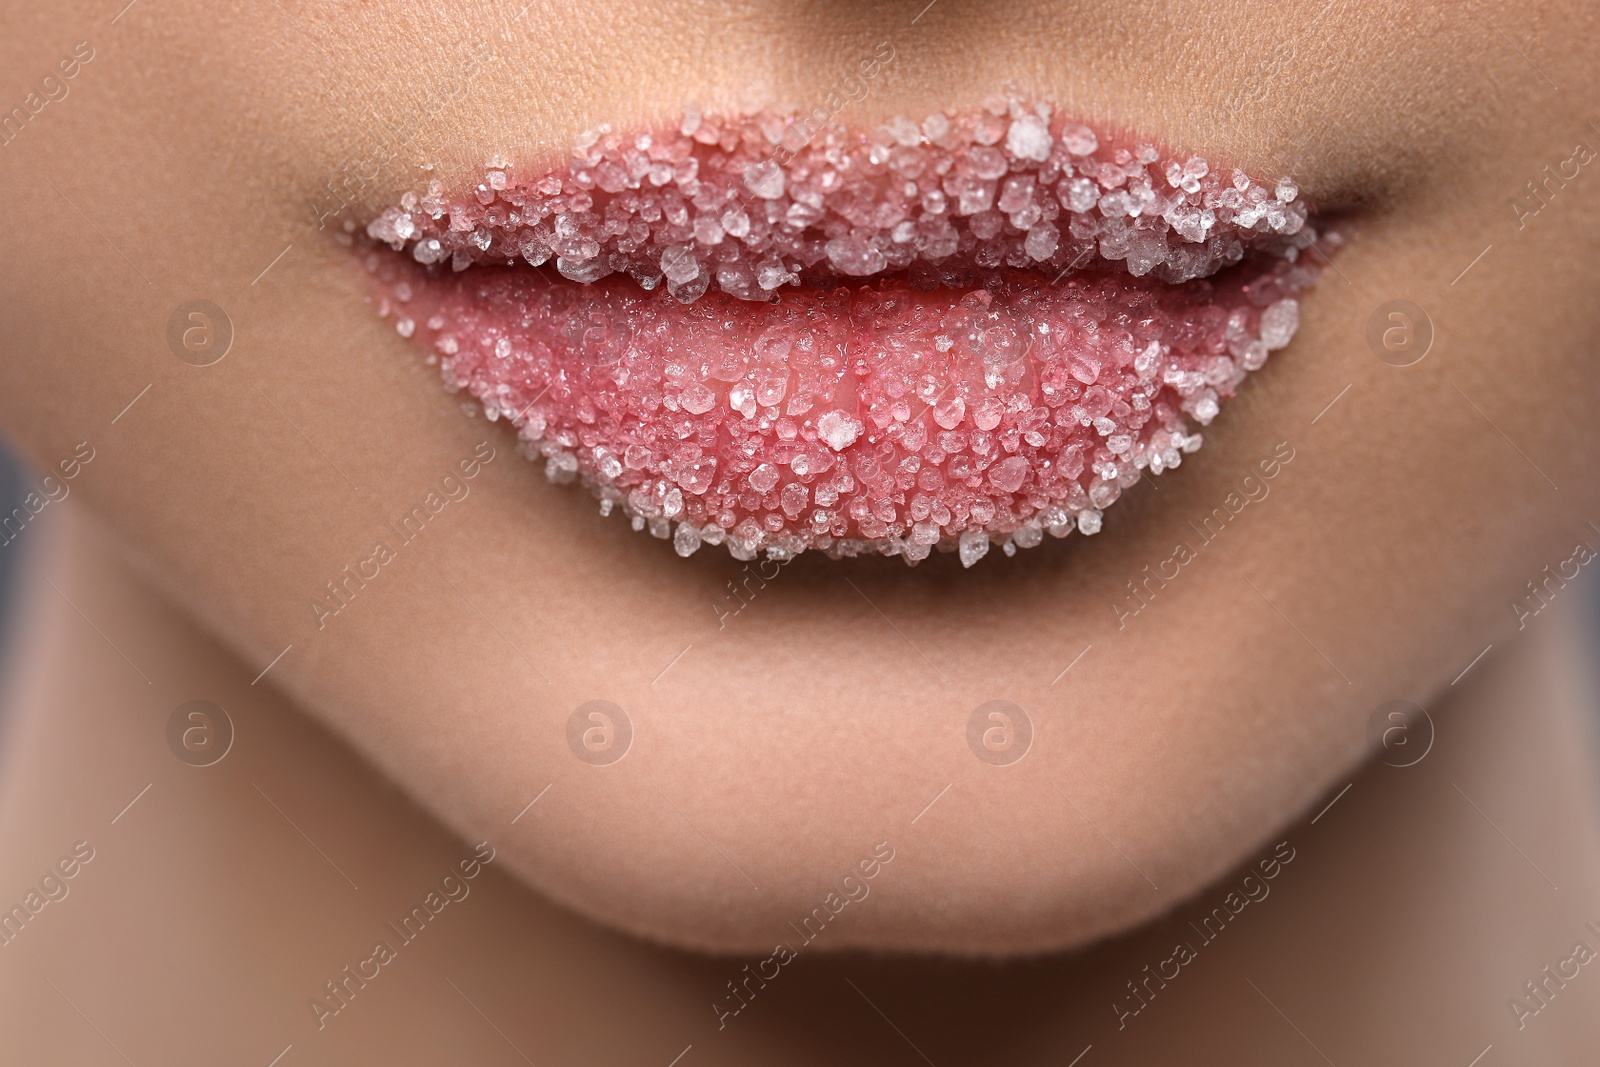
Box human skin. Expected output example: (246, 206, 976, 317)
(2, 0, 1600, 965)
(2, 512, 1598, 1064)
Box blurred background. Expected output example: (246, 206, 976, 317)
(0, 445, 29, 689)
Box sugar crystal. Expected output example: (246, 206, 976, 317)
(362, 98, 1331, 566)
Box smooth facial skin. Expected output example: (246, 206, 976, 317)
(1, 0, 1598, 955)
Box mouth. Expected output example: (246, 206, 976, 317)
(360, 97, 1332, 566)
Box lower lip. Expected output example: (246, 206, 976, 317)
(361, 104, 1328, 566)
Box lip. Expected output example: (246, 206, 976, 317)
(359, 98, 1332, 566)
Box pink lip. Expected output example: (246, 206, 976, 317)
(361, 99, 1332, 566)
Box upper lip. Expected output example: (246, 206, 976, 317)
(368, 104, 1314, 291)
(360, 98, 1330, 566)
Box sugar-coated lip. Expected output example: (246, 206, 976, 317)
(360, 97, 1333, 566)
